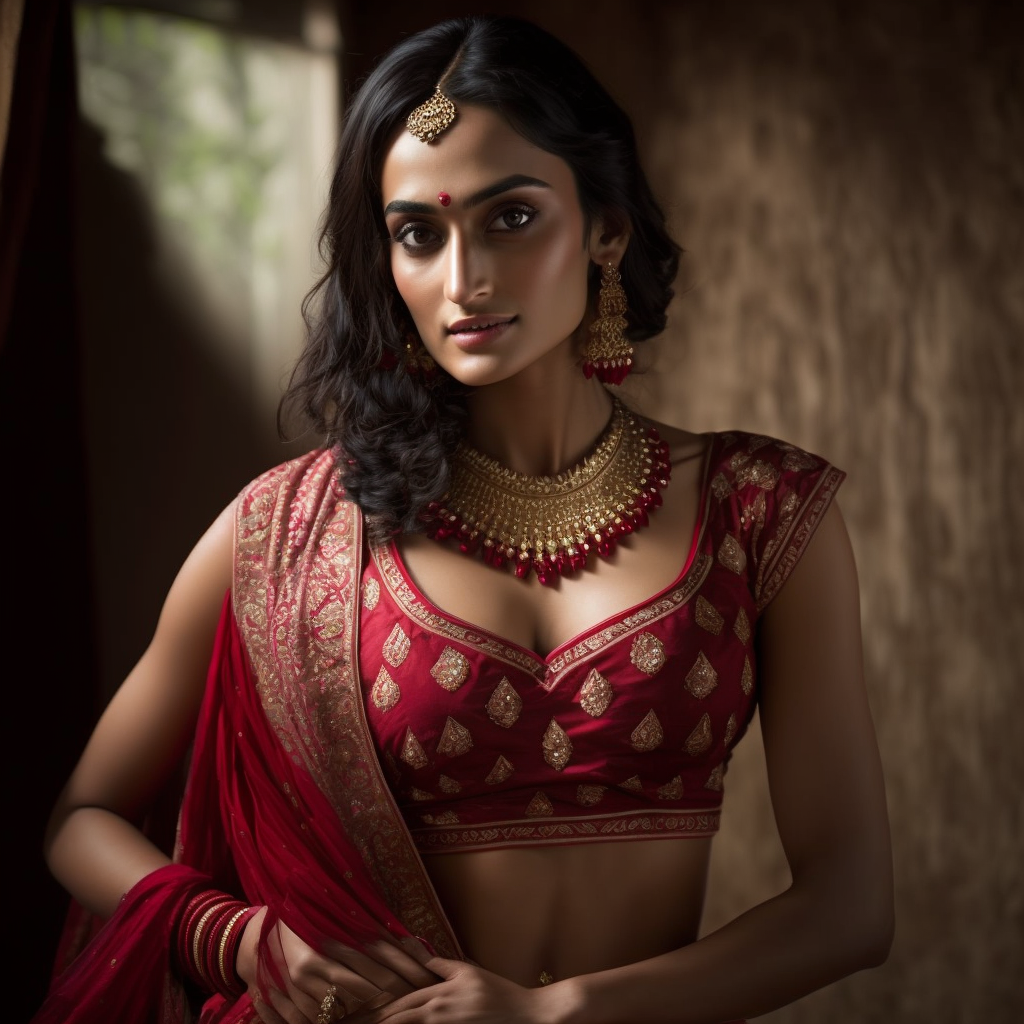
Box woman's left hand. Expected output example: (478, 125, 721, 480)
(344, 958, 552, 1024)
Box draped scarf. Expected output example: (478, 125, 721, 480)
(33, 450, 460, 1023)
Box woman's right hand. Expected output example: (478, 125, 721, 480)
(238, 908, 440, 1024)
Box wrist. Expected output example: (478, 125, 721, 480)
(174, 889, 259, 998)
(536, 975, 591, 1024)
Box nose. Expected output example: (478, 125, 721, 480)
(443, 232, 491, 306)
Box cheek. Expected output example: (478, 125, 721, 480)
(525, 232, 590, 323)
(390, 258, 430, 326)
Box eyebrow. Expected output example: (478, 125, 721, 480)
(383, 174, 551, 217)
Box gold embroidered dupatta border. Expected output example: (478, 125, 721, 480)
(233, 449, 461, 958)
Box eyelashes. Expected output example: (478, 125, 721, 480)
(390, 203, 538, 255)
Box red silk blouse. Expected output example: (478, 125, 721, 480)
(359, 432, 845, 854)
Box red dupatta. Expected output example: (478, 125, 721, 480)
(33, 450, 461, 1023)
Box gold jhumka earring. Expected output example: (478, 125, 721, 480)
(404, 333, 437, 380)
(582, 262, 633, 385)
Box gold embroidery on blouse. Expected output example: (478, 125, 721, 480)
(421, 810, 460, 825)
(741, 655, 753, 696)
(431, 647, 470, 692)
(705, 765, 724, 791)
(437, 717, 473, 758)
(362, 577, 380, 610)
(695, 596, 724, 635)
(546, 555, 711, 684)
(542, 719, 573, 771)
(400, 728, 429, 770)
(718, 534, 747, 575)
(736, 460, 780, 491)
(578, 668, 614, 717)
(740, 492, 767, 530)
(782, 449, 818, 471)
(747, 435, 772, 451)
(685, 713, 713, 756)
(371, 666, 401, 712)
(724, 712, 738, 746)
(620, 775, 643, 793)
(525, 792, 554, 817)
(484, 755, 515, 785)
(657, 775, 684, 799)
(576, 784, 607, 806)
(685, 652, 719, 699)
(374, 543, 541, 677)
(438, 774, 461, 794)
(733, 607, 752, 647)
(383, 623, 412, 667)
(630, 632, 666, 675)
(756, 465, 844, 610)
(409, 787, 434, 801)
(486, 677, 522, 728)
(740, 492, 768, 542)
(630, 709, 664, 752)
(729, 452, 750, 470)
(539, 971, 555, 986)
(711, 472, 733, 500)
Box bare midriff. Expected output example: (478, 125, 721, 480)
(423, 835, 712, 985)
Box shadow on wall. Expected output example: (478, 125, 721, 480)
(75, 111, 311, 700)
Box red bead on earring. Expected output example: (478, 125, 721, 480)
(438, 191, 451, 206)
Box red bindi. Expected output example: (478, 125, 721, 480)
(438, 191, 451, 206)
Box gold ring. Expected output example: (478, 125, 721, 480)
(317, 984, 339, 1024)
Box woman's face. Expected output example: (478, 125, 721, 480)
(381, 104, 601, 388)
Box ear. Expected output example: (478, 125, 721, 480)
(587, 209, 631, 269)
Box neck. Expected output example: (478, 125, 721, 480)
(464, 347, 615, 476)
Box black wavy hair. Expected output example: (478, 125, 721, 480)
(280, 15, 682, 540)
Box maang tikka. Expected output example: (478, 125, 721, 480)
(406, 85, 457, 143)
(582, 262, 633, 385)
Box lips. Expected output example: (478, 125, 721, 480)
(447, 315, 516, 334)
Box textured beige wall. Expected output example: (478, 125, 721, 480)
(372, 0, 1023, 1019)
(618, 2, 1024, 1020)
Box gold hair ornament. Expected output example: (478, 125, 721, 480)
(406, 87, 457, 143)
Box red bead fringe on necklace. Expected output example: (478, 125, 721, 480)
(421, 400, 672, 586)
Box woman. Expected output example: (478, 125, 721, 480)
(34, 15, 893, 1024)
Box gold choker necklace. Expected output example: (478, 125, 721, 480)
(422, 400, 671, 585)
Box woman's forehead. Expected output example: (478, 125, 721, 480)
(381, 104, 574, 206)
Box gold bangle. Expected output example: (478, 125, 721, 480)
(192, 901, 229, 987)
(217, 906, 252, 989)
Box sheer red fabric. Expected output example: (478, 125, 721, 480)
(32, 592, 416, 1023)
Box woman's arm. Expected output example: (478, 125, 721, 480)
(43, 502, 235, 916)
(357, 501, 894, 1024)
(43, 502, 437, 1019)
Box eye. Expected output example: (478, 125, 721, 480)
(392, 222, 441, 254)
(490, 204, 536, 232)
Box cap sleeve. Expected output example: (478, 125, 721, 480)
(707, 433, 846, 611)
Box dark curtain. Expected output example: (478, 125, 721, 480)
(0, 0, 98, 1018)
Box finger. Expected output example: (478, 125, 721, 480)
(363, 938, 442, 987)
(257, 985, 308, 1024)
(343, 986, 436, 1024)
(250, 990, 289, 1024)
(319, 940, 432, 995)
(422, 956, 466, 980)
(295, 978, 373, 1022)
